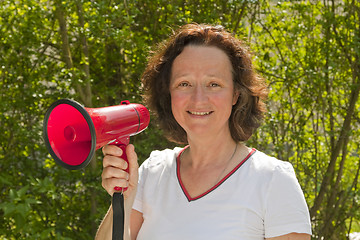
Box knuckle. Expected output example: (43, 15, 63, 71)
(102, 145, 110, 155)
(102, 155, 111, 167)
(101, 167, 110, 179)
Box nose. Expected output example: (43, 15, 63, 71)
(191, 85, 208, 103)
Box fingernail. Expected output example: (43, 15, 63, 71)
(114, 186, 121, 191)
(117, 149, 123, 156)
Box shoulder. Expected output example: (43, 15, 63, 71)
(140, 147, 184, 170)
(244, 150, 299, 188)
(136, 147, 184, 194)
(250, 151, 312, 237)
(250, 150, 295, 175)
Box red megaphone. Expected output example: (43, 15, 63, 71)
(43, 99, 150, 170)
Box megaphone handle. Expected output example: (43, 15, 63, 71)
(112, 143, 129, 192)
(112, 192, 124, 240)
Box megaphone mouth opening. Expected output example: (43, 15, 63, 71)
(43, 99, 96, 170)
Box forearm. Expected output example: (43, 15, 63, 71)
(95, 204, 132, 240)
(95, 205, 113, 240)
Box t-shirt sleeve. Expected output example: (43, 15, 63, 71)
(264, 162, 312, 238)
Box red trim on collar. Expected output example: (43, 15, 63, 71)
(176, 147, 256, 202)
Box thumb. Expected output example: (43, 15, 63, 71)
(126, 144, 139, 184)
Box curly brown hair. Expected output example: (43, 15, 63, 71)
(141, 23, 268, 144)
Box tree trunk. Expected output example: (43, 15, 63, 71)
(310, 0, 360, 219)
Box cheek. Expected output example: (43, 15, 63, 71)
(213, 93, 236, 107)
(170, 92, 184, 116)
(170, 91, 187, 107)
(215, 94, 237, 117)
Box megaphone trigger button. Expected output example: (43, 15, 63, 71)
(120, 100, 130, 105)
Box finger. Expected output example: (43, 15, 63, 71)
(103, 155, 128, 170)
(126, 144, 139, 184)
(102, 178, 129, 195)
(102, 144, 123, 157)
(101, 166, 129, 180)
(126, 144, 138, 169)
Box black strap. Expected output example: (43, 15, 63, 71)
(112, 192, 124, 240)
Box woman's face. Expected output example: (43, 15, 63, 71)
(169, 45, 239, 140)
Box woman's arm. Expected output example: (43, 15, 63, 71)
(95, 207, 144, 240)
(95, 205, 114, 240)
(130, 209, 144, 240)
(266, 232, 311, 240)
(95, 144, 141, 240)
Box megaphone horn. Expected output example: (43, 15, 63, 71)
(43, 98, 150, 170)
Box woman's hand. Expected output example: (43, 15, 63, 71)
(101, 144, 139, 201)
(96, 144, 139, 240)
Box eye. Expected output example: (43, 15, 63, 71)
(209, 82, 220, 87)
(178, 82, 190, 87)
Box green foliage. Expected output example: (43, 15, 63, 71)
(0, 0, 359, 239)
(248, 1, 360, 238)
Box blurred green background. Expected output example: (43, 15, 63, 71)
(0, 0, 359, 239)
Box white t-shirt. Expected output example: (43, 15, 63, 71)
(133, 147, 312, 240)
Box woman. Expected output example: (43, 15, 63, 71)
(96, 24, 312, 240)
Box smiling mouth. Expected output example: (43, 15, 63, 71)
(187, 111, 213, 116)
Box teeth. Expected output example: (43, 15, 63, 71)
(189, 111, 211, 116)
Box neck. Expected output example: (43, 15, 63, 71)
(184, 135, 240, 169)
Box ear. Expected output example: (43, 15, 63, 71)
(232, 90, 240, 105)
